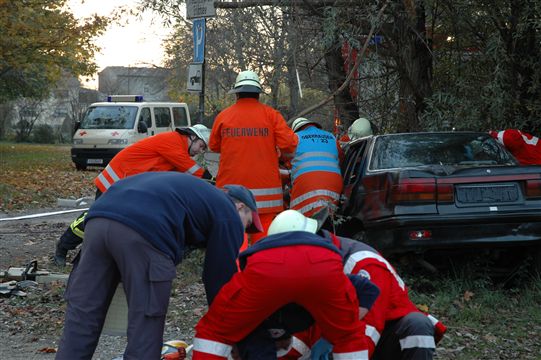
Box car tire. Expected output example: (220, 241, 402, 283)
(75, 163, 87, 171)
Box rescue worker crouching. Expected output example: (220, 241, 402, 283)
(191, 211, 371, 359)
(264, 209, 447, 360)
(53, 124, 213, 266)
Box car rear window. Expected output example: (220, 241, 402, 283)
(370, 133, 517, 170)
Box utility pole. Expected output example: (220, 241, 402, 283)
(186, 0, 215, 123)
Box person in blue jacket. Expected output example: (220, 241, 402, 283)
(55, 172, 262, 360)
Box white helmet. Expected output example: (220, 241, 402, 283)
(291, 118, 321, 133)
(348, 117, 373, 140)
(267, 209, 318, 235)
(189, 124, 211, 146)
(228, 70, 262, 94)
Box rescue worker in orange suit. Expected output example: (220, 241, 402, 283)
(56, 174, 263, 359)
(287, 118, 343, 217)
(264, 210, 447, 360)
(53, 124, 213, 266)
(209, 70, 298, 242)
(489, 129, 541, 165)
(191, 213, 372, 360)
(233, 273, 380, 360)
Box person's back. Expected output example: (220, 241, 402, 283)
(53, 125, 212, 266)
(95, 127, 211, 192)
(489, 129, 541, 165)
(210, 70, 297, 240)
(289, 118, 343, 216)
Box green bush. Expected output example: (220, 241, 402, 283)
(32, 124, 56, 144)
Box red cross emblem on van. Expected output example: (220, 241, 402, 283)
(111, 131, 120, 136)
(79, 131, 87, 136)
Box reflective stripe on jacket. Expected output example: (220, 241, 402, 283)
(289, 127, 343, 215)
(209, 98, 297, 214)
(324, 231, 445, 354)
(492, 129, 541, 165)
(94, 131, 204, 192)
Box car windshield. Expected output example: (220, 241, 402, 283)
(370, 133, 517, 170)
(80, 106, 138, 129)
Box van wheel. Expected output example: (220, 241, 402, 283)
(75, 163, 87, 171)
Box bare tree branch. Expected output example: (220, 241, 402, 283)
(288, 0, 389, 123)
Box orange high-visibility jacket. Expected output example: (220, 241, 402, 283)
(94, 131, 206, 193)
(210, 98, 298, 214)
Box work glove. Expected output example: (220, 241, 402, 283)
(310, 338, 332, 360)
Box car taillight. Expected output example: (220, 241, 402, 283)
(437, 183, 454, 202)
(391, 179, 436, 203)
(409, 230, 432, 240)
(525, 179, 541, 198)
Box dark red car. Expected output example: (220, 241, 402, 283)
(337, 132, 541, 262)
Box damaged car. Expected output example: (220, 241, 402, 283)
(336, 131, 541, 267)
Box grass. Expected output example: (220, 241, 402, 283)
(405, 266, 541, 359)
(1, 141, 540, 359)
(0, 142, 97, 212)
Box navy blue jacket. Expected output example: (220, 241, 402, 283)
(86, 172, 244, 304)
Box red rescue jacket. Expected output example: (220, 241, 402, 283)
(94, 131, 205, 193)
(210, 98, 297, 214)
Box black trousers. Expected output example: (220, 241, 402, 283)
(373, 312, 435, 360)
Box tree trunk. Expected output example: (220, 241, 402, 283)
(392, 0, 432, 132)
(324, 45, 359, 128)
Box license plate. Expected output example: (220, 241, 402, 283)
(456, 183, 520, 205)
(87, 159, 103, 164)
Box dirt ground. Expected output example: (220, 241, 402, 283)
(0, 206, 207, 359)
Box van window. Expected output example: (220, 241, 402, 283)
(80, 106, 138, 129)
(154, 107, 172, 128)
(139, 107, 152, 128)
(173, 107, 189, 127)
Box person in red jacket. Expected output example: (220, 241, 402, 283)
(53, 125, 213, 266)
(210, 70, 298, 243)
(489, 129, 541, 165)
(191, 219, 371, 359)
(264, 209, 447, 360)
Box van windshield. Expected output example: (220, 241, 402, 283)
(80, 106, 138, 129)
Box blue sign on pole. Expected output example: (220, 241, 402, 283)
(193, 18, 206, 64)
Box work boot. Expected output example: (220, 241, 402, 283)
(53, 243, 68, 267)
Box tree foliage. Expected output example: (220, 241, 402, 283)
(0, 0, 108, 102)
(141, 0, 541, 133)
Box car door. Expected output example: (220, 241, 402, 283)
(134, 107, 152, 142)
(152, 107, 173, 135)
(340, 138, 370, 215)
(172, 106, 190, 127)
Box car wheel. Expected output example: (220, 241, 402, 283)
(75, 163, 87, 171)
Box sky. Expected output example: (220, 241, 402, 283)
(68, 0, 177, 89)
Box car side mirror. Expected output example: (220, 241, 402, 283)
(73, 121, 81, 133)
(137, 121, 148, 133)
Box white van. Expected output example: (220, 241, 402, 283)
(71, 95, 191, 170)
